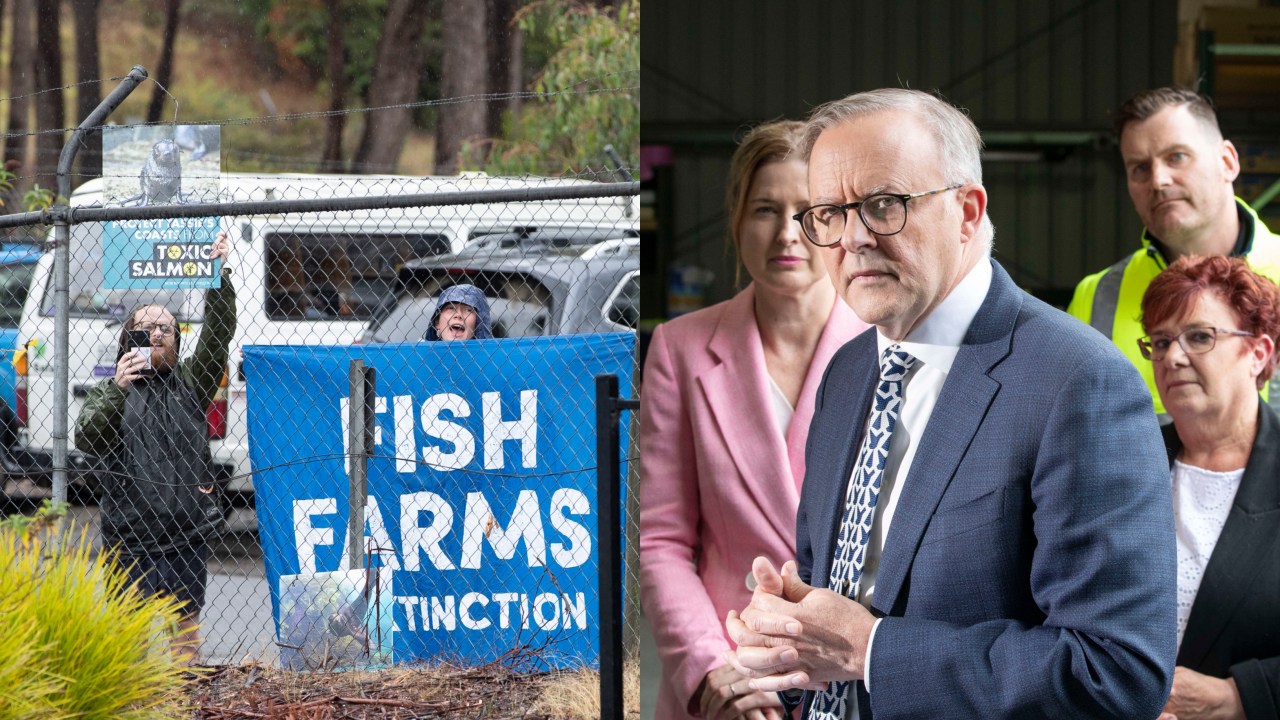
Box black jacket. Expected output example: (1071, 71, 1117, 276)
(1166, 401, 1280, 718)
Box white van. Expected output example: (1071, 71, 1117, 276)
(16, 172, 638, 503)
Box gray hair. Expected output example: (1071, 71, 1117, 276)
(802, 88, 994, 251)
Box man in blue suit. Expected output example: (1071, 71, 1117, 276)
(724, 88, 1177, 719)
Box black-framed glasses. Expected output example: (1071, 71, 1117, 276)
(1137, 326, 1254, 361)
(136, 323, 175, 337)
(792, 184, 963, 247)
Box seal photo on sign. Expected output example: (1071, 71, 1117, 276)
(118, 139, 189, 206)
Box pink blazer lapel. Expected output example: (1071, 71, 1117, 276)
(785, 297, 868, 494)
(697, 287, 798, 542)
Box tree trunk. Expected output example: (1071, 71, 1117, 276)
(435, 0, 488, 174)
(33, 0, 64, 191)
(319, 0, 347, 173)
(352, 0, 432, 173)
(486, 0, 521, 142)
(146, 0, 181, 123)
(3, 0, 30, 197)
(70, 0, 101, 187)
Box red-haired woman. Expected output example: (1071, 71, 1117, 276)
(1140, 255, 1280, 720)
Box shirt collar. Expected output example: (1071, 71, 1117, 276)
(1143, 198, 1253, 263)
(876, 257, 992, 374)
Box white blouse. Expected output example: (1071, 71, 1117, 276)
(1172, 459, 1244, 648)
(766, 373, 794, 438)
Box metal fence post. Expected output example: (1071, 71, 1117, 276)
(597, 373, 639, 720)
(347, 360, 375, 569)
(51, 65, 148, 504)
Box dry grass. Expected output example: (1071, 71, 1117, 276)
(179, 658, 640, 719)
(529, 660, 641, 719)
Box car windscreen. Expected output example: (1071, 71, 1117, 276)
(467, 226, 638, 250)
(49, 222, 205, 322)
(604, 271, 639, 330)
(265, 232, 450, 321)
(369, 270, 555, 340)
(0, 260, 35, 327)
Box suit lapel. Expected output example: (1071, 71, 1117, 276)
(697, 286, 799, 543)
(871, 260, 1017, 615)
(807, 337, 879, 584)
(1176, 403, 1280, 667)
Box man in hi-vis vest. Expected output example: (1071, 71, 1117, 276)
(1068, 86, 1280, 419)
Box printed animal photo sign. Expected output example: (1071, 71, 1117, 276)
(100, 125, 223, 289)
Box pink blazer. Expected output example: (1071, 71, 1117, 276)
(639, 285, 866, 719)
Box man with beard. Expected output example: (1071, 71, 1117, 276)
(75, 231, 234, 661)
(1068, 86, 1280, 419)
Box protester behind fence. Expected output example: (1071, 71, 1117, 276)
(74, 230, 235, 661)
(1139, 256, 1280, 720)
(422, 284, 493, 341)
(638, 120, 866, 720)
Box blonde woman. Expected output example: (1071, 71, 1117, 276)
(639, 121, 867, 720)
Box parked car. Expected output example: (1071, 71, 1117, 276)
(360, 232, 639, 343)
(0, 243, 41, 458)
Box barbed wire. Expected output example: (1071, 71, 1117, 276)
(0, 70, 639, 141)
(0, 78, 105, 103)
(0, 161, 636, 185)
(0, 159, 636, 184)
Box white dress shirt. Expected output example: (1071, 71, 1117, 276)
(853, 257, 992, 709)
(1171, 460, 1243, 648)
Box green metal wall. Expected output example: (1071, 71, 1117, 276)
(641, 0, 1180, 310)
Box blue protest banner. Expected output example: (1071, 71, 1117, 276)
(245, 333, 634, 669)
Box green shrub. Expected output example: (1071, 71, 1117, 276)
(0, 502, 189, 719)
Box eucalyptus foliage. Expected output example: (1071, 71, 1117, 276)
(467, 0, 640, 177)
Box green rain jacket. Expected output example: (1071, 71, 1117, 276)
(75, 270, 236, 554)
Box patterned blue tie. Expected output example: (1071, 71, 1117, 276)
(809, 345, 917, 720)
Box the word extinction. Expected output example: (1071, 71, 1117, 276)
(292, 487, 592, 574)
(339, 390, 538, 473)
(396, 591, 587, 632)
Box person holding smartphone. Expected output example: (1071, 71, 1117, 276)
(74, 230, 236, 663)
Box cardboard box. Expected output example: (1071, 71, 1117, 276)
(1200, 6, 1280, 45)
(1237, 142, 1280, 173)
(1235, 173, 1280, 205)
(1180, 0, 1259, 25)
(1190, 7, 1280, 108)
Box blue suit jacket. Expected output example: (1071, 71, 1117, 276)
(795, 260, 1176, 719)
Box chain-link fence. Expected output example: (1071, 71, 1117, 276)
(0, 169, 641, 683)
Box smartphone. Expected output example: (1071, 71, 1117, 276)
(127, 329, 153, 372)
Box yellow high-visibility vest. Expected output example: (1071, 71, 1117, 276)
(1068, 199, 1280, 416)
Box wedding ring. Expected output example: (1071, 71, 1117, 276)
(729, 683, 736, 695)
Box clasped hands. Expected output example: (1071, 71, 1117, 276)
(723, 556, 877, 696)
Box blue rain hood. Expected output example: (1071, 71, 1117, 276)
(424, 284, 494, 340)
